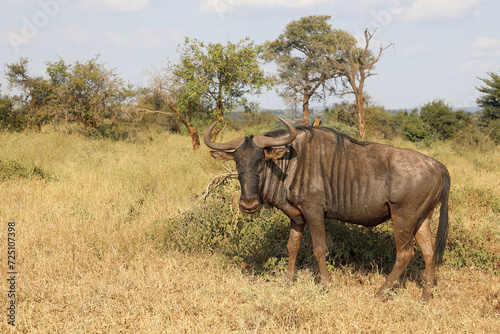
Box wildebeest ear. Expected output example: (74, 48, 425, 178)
(264, 147, 287, 160)
(210, 151, 235, 161)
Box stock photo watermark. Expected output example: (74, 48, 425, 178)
(8, 0, 70, 53)
(350, 0, 411, 40)
(208, 0, 242, 20)
(6, 221, 17, 327)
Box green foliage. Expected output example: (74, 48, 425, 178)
(0, 95, 13, 128)
(451, 186, 500, 213)
(444, 187, 500, 273)
(4, 57, 56, 130)
(227, 110, 281, 136)
(0, 158, 49, 180)
(476, 71, 500, 121)
(322, 102, 361, 138)
(482, 119, 500, 144)
(3, 56, 133, 132)
(396, 110, 433, 142)
(156, 180, 290, 273)
(445, 223, 499, 273)
(365, 104, 397, 139)
(157, 180, 499, 278)
(451, 124, 495, 152)
(322, 102, 399, 139)
(0, 94, 27, 131)
(323, 102, 358, 127)
(47, 56, 130, 131)
(160, 181, 408, 275)
(420, 99, 469, 140)
(394, 100, 471, 143)
(133, 87, 181, 133)
(323, 121, 360, 139)
(265, 15, 353, 117)
(169, 37, 274, 123)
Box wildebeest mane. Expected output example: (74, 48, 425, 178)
(264, 126, 369, 150)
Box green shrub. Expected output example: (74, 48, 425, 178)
(155, 181, 499, 277)
(451, 186, 500, 213)
(482, 119, 500, 144)
(322, 120, 360, 139)
(155, 181, 420, 276)
(0, 96, 13, 129)
(323, 102, 358, 127)
(155, 180, 290, 273)
(445, 223, 499, 273)
(451, 124, 495, 152)
(216, 111, 280, 137)
(0, 96, 28, 132)
(0, 158, 49, 180)
(396, 110, 434, 142)
(365, 105, 398, 139)
(420, 100, 469, 140)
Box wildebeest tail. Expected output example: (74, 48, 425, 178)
(433, 169, 450, 265)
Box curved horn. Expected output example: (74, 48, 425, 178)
(253, 116, 297, 148)
(203, 121, 245, 151)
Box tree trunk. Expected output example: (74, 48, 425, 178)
(168, 103, 200, 151)
(355, 93, 366, 140)
(210, 107, 224, 140)
(185, 121, 200, 151)
(301, 93, 311, 126)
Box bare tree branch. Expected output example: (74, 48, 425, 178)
(325, 28, 392, 139)
(167, 172, 238, 220)
(135, 109, 174, 116)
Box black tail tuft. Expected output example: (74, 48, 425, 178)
(433, 169, 450, 265)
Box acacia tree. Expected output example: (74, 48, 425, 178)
(147, 66, 202, 150)
(54, 57, 125, 131)
(5, 58, 57, 131)
(265, 15, 344, 125)
(5, 56, 129, 132)
(151, 37, 274, 150)
(476, 71, 500, 121)
(476, 72, 500, 143)
(326, 29, 392, 139)
(0, 89, 18, 131)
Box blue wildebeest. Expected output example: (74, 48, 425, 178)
(204, 117, 450, 300)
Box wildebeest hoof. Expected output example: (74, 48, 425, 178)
(420, 291, 433, 301)
(375, 290, 392, 302)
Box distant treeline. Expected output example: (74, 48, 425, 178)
(0, 54, 499, 148)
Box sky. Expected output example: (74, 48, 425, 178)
(1, 0, 499, 110)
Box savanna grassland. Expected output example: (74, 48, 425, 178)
(0, 126, 499, 333)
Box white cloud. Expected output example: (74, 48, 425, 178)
(80, 0, 151, 12)
(462, 36, 500, 58)
(397, 0, 486, 22)
(106, 0, 150, 11)
(470, 36, 500, 50)
(60, 25, 184, 50)
(60, 25, 93, 46)
(104, 27, 184, 50)
(401, 44, 431, 56)
(459, 60, 493, 72)
(200, 0, 330, 13)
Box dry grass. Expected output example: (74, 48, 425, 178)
(0, 128, 499, 333)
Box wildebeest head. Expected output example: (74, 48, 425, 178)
(204, 117, 296, 213)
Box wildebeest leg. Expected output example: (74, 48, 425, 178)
(286, 219, 304, 281)
(414, 216, 436, 300)
(376, 215, 415, 299)
(302, 208, 330, 284)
